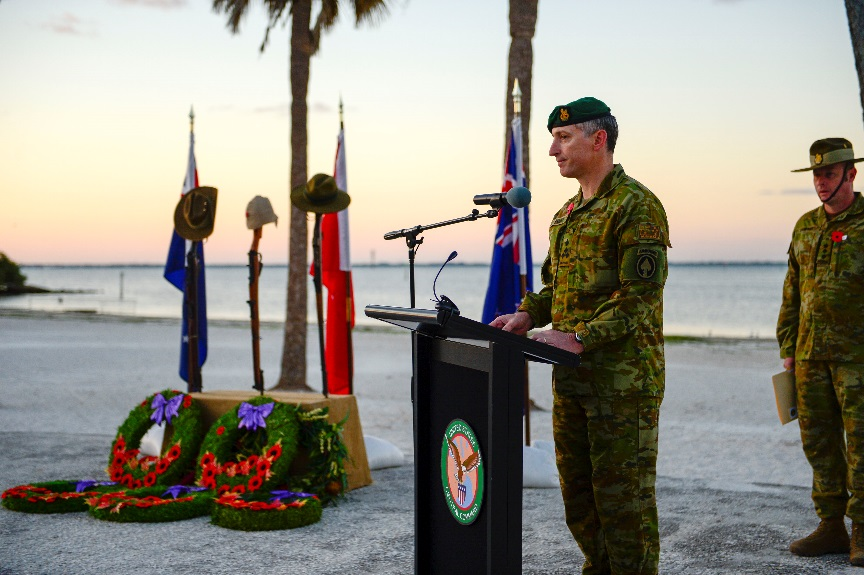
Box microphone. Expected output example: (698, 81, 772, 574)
(432, 251, 460, 317)
(473, 186, 531, 209)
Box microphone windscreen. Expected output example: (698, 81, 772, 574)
(506, 186, 531, 208)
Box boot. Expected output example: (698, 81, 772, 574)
(851, 522, 864, 566)
(790, 517, 850, 557)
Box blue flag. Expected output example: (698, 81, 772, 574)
(482, 117, 533, 324)
(163, 121, 207, 382)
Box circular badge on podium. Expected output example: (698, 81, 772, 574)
(440, 419, 484, 525)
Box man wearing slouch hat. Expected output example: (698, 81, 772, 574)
(491, 97, 670, 575)
(778, 138, 864, 566)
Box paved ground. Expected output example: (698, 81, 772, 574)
(1, 311, 861, 574)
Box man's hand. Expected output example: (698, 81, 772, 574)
(783, 357, 795, 372)
(531, 330, 584, 354)
(489, 311, 535, 335)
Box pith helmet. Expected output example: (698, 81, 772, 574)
(791, 138, 864, 172)
(174, 186, 218, 241)
(290, 173, 350, 214)
(245, 195, 278, 230)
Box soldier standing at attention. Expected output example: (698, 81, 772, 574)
(778, 138, 864, 566)
(490, 97, 670, 575)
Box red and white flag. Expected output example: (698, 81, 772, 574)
(320, 126, 355, 394)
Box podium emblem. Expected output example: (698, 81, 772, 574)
(441, 419, 484, 525)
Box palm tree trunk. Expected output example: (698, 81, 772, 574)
(847, 0, 864, 128)
(507, 0, 538, 186)
(274, 0, 314, 391)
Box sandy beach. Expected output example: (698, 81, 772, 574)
(0, 309, 860, 574)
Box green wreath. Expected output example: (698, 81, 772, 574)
(1, 480, 118, 514)
(86, 485, 214, 523)
(290, 407, 349, 505)
(211, 489, 322, 531)
(108, 389, 205, 489)
(196, 396, 300, 495)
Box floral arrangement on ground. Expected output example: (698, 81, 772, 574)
(107, 388, 205, 489)
(1, 480, 119, 514)
(211, 489, 322, 531)
(87, 485, 213, 523)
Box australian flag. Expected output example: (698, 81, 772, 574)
(163, 121, 207, 383)
(481, 117, 533, 324)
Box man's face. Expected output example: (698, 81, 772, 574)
(813, 163, 855, 203)
(549, 124, 595, 179)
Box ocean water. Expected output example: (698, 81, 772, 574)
(2, 263, 788, 339)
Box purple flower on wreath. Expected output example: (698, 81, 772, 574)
(150, 393, 183, 425)
(75, 480, 117, 493)
(237, 402, 275, 432)
(269, 490, 317, 502)
(162, 485, 209, 499)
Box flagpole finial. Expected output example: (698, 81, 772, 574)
(189, 106, 195, 132)
(339, 96, 344, 130)
(511, 78, 522, 116)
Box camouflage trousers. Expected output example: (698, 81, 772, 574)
(796, 360, 864, 521)
(552, 388, 661, 575)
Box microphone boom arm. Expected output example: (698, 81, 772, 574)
(383, 208, 498, 308)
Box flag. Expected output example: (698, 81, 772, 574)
(319, 126, 355, 394)
(163, 121, 207, 383)
(481, 115, 533, 324)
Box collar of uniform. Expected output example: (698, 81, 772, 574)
(575, 164, 625, 208)
(818, 191, 864, 225)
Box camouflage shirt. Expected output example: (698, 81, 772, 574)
(519, 164, 670, 396)
(777, 192, 864, 362)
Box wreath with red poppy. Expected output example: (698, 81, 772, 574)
(196, 395, 300, 496)
(107, 389, 205, 490)
(210, 489, 322, 531)
(86, 485, 214, 523)
(1, 480, 119, 514)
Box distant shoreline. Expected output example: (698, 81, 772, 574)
(0, 308, 775, 345)
(16, 261, 788, 269)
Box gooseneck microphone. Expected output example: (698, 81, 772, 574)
(432, 250, 460, 317)
(473, 186, 531, 209)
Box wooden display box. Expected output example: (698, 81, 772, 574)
(190, 391, 372, 491)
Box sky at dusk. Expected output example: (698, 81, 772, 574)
(1, 0, 862, 265)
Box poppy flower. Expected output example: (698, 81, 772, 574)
(248, 475, 263, 492)
(136, 501, 153, 508)
(121, 474, 134, 487)
(156, 459, 170, 474)
(201, 477, 216, 490)
(143, 473, 157, 487)
(832, 231, 845, 242)
(167, 445, 182, 460)
(110, 467, 124, 481)
(265, 443, 282, 460)
(233, 484, 246, 494)
(217, 484, 231, 495)
(200, 453, 215, 467)
(202, 466, 217, 481)
(133, 479, 143, 489)
(216, 426, 225, 436)
(183, 395, 192, 408)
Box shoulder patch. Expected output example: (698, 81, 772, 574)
(621, 245, 666, 284)
(638, 223, 661, 241)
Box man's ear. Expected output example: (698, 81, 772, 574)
(848, 166, 857, 183)
(593, 130, 608, 151)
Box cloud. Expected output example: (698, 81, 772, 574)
(42, 13, 94, 36)
(757, 188, 813, 196)
(110, 0, 188, 8)
(253, 103, 289, 116)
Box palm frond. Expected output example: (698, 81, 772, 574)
(212, 0, 253, 33)
(353, 0, 390, 27)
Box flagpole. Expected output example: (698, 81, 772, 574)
(340, 98, 355, 394)
(513, 78, 531, 446)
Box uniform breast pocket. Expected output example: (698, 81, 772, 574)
(794, 230, 819, 269)
(836, 233, 864, 278)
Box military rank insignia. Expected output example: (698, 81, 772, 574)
(559, 107, 569, 121)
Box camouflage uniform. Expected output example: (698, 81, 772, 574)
(777, 191, 864, 521)
(519, 164, 670, 575)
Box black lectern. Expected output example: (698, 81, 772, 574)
(364, 305, 580, 575)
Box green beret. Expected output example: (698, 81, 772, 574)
(791, 137, 864, 172)
(547, 97, 611, 133)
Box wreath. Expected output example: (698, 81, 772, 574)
(1, 480, 118, 514)
(290, 407, 349, 505)
(210, 489, 322, 531)
(196, 395, 300, 495)
(107, 389, 205, 489)
(86, 485, 213, 523)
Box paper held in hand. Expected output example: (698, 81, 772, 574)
(772, 370, 798, 425)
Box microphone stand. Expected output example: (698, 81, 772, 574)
(384, 208, 498, 307)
